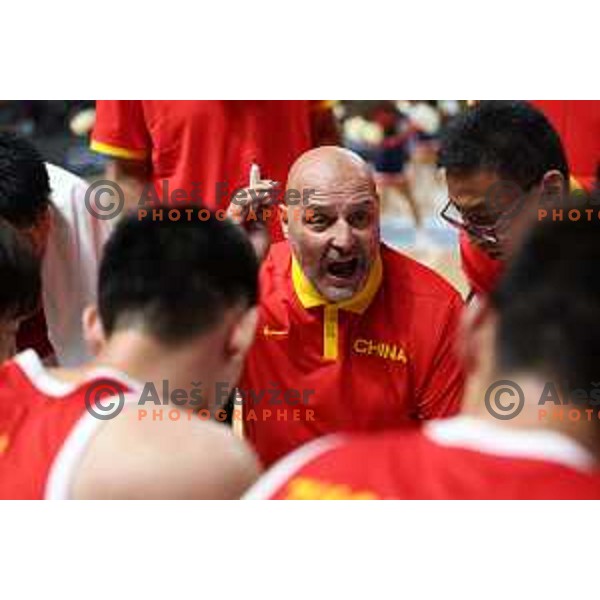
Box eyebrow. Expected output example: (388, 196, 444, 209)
(449, 194, 488, 212)
(348, 199, 376, 208)
(303, 204, 333, 214)
(305, 198, 376, 211)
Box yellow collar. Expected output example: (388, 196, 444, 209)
(291, 251, 383, 314)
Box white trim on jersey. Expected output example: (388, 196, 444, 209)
(44, 409, 107, 499)
(11, 349, 144, 499)
(44, 394, 139, 500)
(425, 416, 596, 473)
(243, 435, 344, 500)
(14, 350, 73, 396)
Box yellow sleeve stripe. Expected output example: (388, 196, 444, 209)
(90, 139, 148, 161)
(0, 433, 9, 455)
(311, 100, 337, 112)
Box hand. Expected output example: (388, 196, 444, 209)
(226, 180, 279, 261)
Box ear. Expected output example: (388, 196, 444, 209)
(226, 306, 259, 361)
(279, 204, 289, 240)
(82, 305, 106, 356)
(540, 170, 567, 201)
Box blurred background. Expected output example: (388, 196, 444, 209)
(0, 100, 468, 293)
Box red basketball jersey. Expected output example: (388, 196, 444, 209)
(246, 416, 600, 499)
(0, 350, 138, 499)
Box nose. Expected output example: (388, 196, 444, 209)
(330, 219, 354, 253)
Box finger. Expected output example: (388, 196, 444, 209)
(252, 180, 279, 191)
(249, 163, 261, 188)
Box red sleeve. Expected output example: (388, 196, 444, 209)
(91, 101, 151, 160)
(531, 100, 600, 190)
(309, 100, 340, 146)
(415, 293, 465, 419)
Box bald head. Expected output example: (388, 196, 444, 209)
(281, 146, 381, 303)
(287, 146, 376, 199)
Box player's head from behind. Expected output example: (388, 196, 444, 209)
(464, 211, 600, 436)
(282, 146, 380, 303)
(0, 132, 51, 259)
(84, 206, 259, 410)
(438, 101, 569, 261)
(0, 219, 41, 361)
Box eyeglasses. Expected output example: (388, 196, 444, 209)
(440, 199, 501, 245)
(440, 180, 537, 246)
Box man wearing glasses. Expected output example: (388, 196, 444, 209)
(437, 101, 569, 297)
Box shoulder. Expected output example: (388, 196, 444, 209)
(259, 242, 292, 294)
(0, 353, 41, 436)
(44, 163, 111, 256)
(46, 163, 89, 210)
(244, 429, 426, 500)
(243, 435, 345, 499)
(70, 405, 261, 499)
(0, 351, 33, 389)
(262, 242, 291, 273)
(45, 163, 97, 229)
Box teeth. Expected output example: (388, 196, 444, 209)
(328, 258, 358, 278)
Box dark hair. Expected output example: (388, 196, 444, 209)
(0, 219, 41, 321)
(490, 210, 600, 391)
(438, 101, 569, 191)
(98, 206, 259, 344)
(0, 132, 51, 228)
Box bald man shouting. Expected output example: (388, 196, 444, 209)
(233, 147, 464, 466)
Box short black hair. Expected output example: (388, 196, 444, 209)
(490, 209, 600, 391)
(98, 206, 259, 344)
(0, 132, 50, 228)
(0, 219, 41, 321)
(439, 101, 569, 191)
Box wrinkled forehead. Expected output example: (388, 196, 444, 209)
(288, 161, 377, 207)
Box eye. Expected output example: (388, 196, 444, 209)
(348, 210, 371, 229)
(463, 208, 496, 228)
(467, 214, 497, 227)
(307, 213, 331, 230)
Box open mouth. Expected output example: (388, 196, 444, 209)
(326, 257, 359, 280)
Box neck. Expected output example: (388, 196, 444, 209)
(463, 371, 600, 461)
(52, 332, 211, 391)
